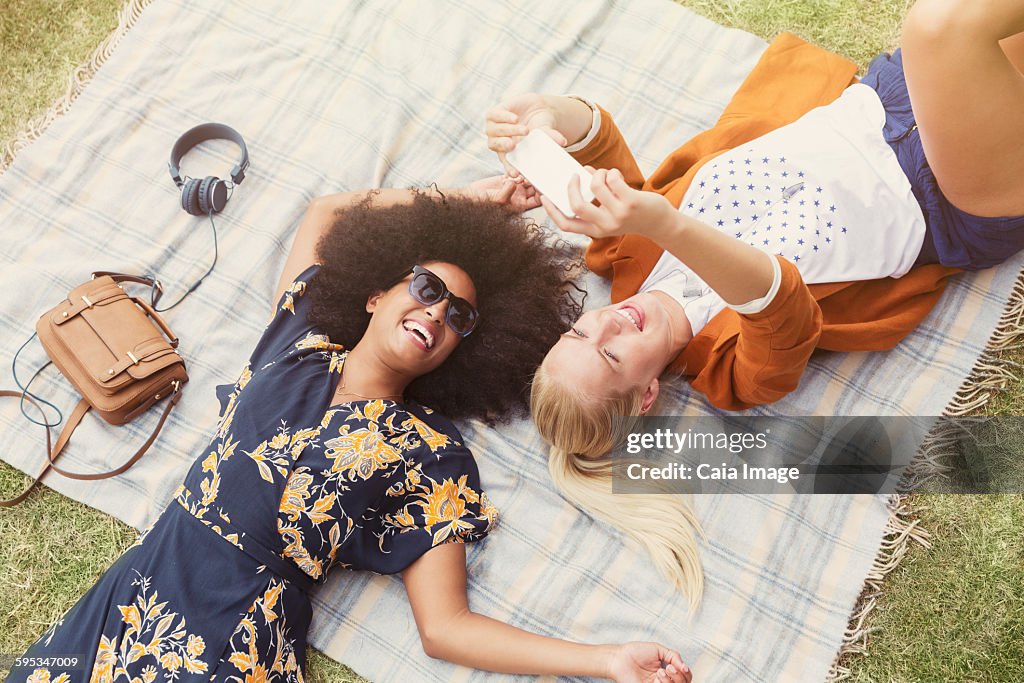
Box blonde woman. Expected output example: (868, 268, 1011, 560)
(486, 0, 1024, 604)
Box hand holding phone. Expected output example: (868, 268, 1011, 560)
(506, 130, 595, 217)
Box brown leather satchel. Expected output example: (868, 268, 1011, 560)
(1, 272, 187, 507)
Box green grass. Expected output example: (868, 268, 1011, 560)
(680, 0, 913, 70)
(846, 495, 1024, 683)
(2, 1, 1023, 682)
(0, 0, 126, 149)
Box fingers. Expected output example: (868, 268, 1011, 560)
(540, 126, 568, 147)
(540, 196, 571, 225)
(540, 196, 597, 235)
(604, 167, 632, 196)
(488, 136, 519, 154)
(509, 181, 541, 212)
(494, 177, 516, 203)
(566, 174, 592, 219)
(588, 168, 625, 214)
(485, 106, 518, 125)
(518, 192, 543, 211)
(486, 108, 525, 174)
(567, 174, 608, 226)
(656, 665, 688, 683)
(498, 153, 521, 179)
(485, 121, 529, 139)
(662, 650, 691, 683)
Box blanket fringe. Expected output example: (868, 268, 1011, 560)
(826, 493, 927, 681)
(946, 274, 1024, 415)
(4, 5, 1024, 678)
(0, 0, 156, 173)
(831, 270, 1024, 679)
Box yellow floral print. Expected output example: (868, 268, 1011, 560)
(25, 669, 70, 683)
(280, 281, 306, 315)
(279, 469, 314, 522)
(294, 332, 344, 354)
(402, 414, 452, 451)
(217, 365, 252, 439)
(324, 421, 403, 481)
(199, 435, 238, 506)
(82, 571, 208, 683)
(479, 491, 499, 529)
(414, 476, 483, 545)
(379, 463, 496, 552)
(25, 269, 495, 683)
(278, 525, 324, 579)
(245, 423, 327, 484)
(226, 579, 305, 683)
(328, 351, 345, 375)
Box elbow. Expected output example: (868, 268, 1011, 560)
(420, 634, 443, 660)
(306, 196, 331, 217)
(417, 608, 471, 661)
(418, 627, 449, 660)
(418, 622, 442, 658)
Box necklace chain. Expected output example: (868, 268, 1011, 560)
(335, 372, 403, 403)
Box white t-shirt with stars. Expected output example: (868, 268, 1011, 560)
(632, 84, 927, 336)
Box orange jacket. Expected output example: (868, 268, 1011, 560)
(572, 33, 960, 410)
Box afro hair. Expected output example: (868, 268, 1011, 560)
(308, 189, 582, 424)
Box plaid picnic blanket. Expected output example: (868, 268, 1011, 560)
(2, 1, 1020, 681)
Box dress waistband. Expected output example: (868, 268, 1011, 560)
(172, 500, 316, 594)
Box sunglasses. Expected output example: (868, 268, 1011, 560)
(392, 265, 479, 337)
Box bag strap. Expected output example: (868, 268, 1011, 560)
(0, 385, 182, 506)
(131, 297, 179, 348)
(91, 270, 165, 307)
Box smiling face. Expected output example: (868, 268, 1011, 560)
(542, 291, 691, 408)
(362, 260, 477, 380)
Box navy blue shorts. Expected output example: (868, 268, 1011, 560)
(862, 49, 1024, 270)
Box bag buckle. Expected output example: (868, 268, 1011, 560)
(81, 295, 94, 308)
(127, 351, 140, 365)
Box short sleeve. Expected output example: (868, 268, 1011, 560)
(360, 445, 498, 574)
(247, 263, 322, 370)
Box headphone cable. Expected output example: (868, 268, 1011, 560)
(153, 210, 219, 312)
(11, 332, 63, 427)
(8, 210, 218, 427)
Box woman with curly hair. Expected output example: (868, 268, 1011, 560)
(10, 178, 692, 683)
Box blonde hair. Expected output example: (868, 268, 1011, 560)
(530, 361, 704, 612)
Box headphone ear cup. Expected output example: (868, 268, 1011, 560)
(181, 178, 203, 216)
(198, 176, 229, 214)
(197, 176, 215, 215)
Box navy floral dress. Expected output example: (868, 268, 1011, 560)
(10, 264, 497, 683)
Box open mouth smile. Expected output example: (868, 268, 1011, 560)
(615, 304, 644, 331)
(402, 319, 435, 351)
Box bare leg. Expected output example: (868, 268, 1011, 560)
(901, 0, 1024, 216)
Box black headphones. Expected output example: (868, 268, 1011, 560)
(168, 123, 249, 216)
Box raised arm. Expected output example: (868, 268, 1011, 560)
(272, 189, 420, 311)
(486, 93, 595, 168)
(547, 167, 821, 409)
(548, 168, 774, 306)
(402, 543, 692, 683)
(486, 94, 646, 190)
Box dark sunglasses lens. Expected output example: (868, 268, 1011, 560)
(410, 272, 444, 304)
(447, 299, 478, 335)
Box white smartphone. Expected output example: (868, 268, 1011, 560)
(506, 129, 595, 217)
